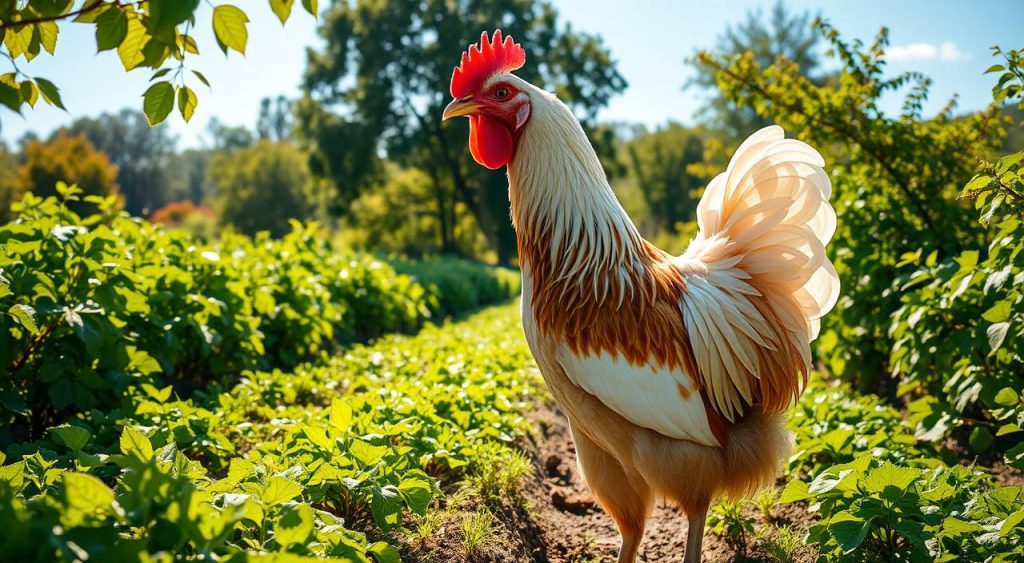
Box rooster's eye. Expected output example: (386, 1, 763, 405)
(495, 87, 509, 99)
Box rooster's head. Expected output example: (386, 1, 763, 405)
(442, 30, 531, 170)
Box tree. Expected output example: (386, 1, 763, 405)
(65, 109, 177, 216)
(207, 140, 315, 237)
(625, 123, 708, 235)
(166, 148, 214, 205)
(298, 0, 626, 263)
(0, 1, 315, 125)
(257, 95, 294, 141)
(688, 0, 822, 141)
(207, 117, 254, 152)
(19, 131, 119, 215)
(0, 142, 21, 222)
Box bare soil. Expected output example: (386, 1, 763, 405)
(403, 396, 819, 562)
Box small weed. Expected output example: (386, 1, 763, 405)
(461, 508, 497, 557)
(753, 487, 780, 521)
(760, 525, 802, 563)
(707, 498, 756, 556)
(467, 442, 532, 505)
(410, 509, 445, 542)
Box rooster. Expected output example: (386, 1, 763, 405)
(442, 31, 838, 562)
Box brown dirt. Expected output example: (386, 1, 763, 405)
(403, 396, 819, 562)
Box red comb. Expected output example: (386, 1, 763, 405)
(450, 30, 526, 98)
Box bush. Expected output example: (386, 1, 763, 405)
(18, 131, 120, 217)
(0, 189, 518, 441)
(393, 257, 520, 318)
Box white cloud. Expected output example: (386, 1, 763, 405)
(886, 41, 969, 62)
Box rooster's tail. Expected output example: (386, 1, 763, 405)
(677, 126, 839, 421)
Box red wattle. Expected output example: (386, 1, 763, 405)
(468, 114, 513, 170)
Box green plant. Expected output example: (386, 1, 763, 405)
(464, 442, 532, 506)
(0, 191, 518, 440)
(0, 301, 543, 561)
(753, 487, 780, 522)
(760, 525, 802, 563)
(887, 46, 1024, 462)
(460, 507, 497, 558)
(707, 498, 756, 556)
(782, 455, 1023, 561)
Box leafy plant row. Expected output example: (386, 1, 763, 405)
(0, 187, 519, 441)
(782, 377, 1024, 561)
(0, 302, 542, 561)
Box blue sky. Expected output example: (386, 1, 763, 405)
(1, 0, 1021, 148)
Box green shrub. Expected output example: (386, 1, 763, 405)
(392, 256, 520, 318)
(0, 302, 540, 562)
(0, 189, 517, 441)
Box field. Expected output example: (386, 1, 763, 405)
(1, 2, 1024, 561)
(1, 192, 1022, 562)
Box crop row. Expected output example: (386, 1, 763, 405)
(0, 187, 519, 440)
(0, 302, 542, 561)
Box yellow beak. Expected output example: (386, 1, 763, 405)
(442, 97, 482, 121)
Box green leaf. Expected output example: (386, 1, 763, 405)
(38, 21, 58, 55)
(4, 23, 34, 58)
(370, 485, 402, 531)
(95, 8, 128, 51)
(177, 84, 198, 122)
(808, 468, 856, 495)
(828, 511, 873, 553)
(62, 473, 115, 526)
(348, 439, 387, 466)
(969, 426, 994, 453)
(301, 0, 317, 16)
(367, 542, 400, 563)
(51, 425, 92, 452)
(140, 383, 172, 403)
(398, 478, 432, 515)
(0, 461, 26, 490)
(128, 347, 162, 375)
(117, 16, 147, 70)
(329, 399, 352, 432)
(212, 4, 249, 55)
(863, 462, 920, 493)
(120, 426, 153, 460)
(942, 516, 984, 535)
(34, 77, 64, 109)
(1001, 509, 1024, 537)
(143, 81, 175, 125)
(274, 503, 314, 546)
(261, 476, 302, 505)
(192, 69, 211, 88)
(994, 387, 1019, 408)
(983, 301, 1012, 323)
(780, 479, 812, 503)
(8, 303, 38, 334)
(149, 0, 199, 34)
(269, 0, 295, 24)
(0, 81, 21, 113)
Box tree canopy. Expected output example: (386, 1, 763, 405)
(298, 0, 626, 262)
(19, 131, 119, 215)
(207, 140, 315, 237)
(65, 109, 177, 216)
(688, 0, 822, 141)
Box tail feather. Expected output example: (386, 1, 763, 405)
(677, 126, 839, 421)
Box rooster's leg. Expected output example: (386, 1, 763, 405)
(683, 508, 707, 563)
(569, 424, 650, 563)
